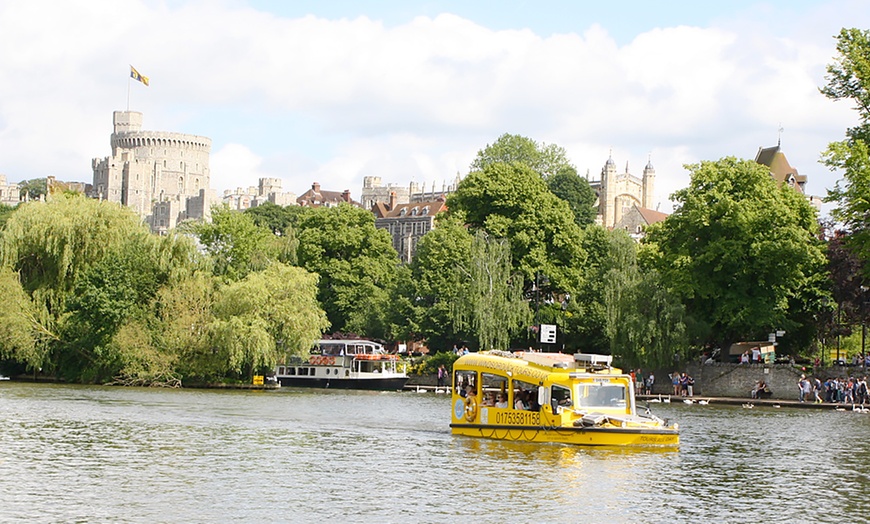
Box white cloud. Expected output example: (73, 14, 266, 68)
(1, 0, 868, 216)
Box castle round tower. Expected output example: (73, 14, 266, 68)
(91, 111, 212, 232)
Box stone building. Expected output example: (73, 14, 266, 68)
(223, 178, 297, 210)
(0, 175, 21, 206)
(614, 205, 668, 239)
(588, 154, 656, 229)
(373, 194, 448, 263)
(91, 111, 213, 234)
(361, 175, 460, 210)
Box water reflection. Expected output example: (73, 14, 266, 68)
(1, 383, 869, 522)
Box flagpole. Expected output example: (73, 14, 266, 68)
(127, 72, 131, 111)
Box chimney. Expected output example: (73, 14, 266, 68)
(389, 190, 397, 210)
(312, 182, 321, 193)
(342, 189, 351, 202)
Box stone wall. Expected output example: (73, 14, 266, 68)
(650, 363, 870, 400)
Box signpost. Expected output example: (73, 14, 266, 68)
(540, 324, 557, 345)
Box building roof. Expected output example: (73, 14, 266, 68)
(297, 182, 360, 207)
(635, 206, 668, 225)
(754, 145, 807, 193)
(378, 199, 447, 219)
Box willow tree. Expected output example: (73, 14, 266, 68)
(207, 263, 329, 378)
(452, 231, 530, 350)
(0, 195, 152, 373)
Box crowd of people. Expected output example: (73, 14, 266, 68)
(669, 371, 695, 396)
(798, 374, 869, 404)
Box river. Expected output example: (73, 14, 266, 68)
(1, 382, 868, 523)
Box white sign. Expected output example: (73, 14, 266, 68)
(540, 324, 557, 344)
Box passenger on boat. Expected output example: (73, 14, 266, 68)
(495, 394, 509, 409)
(515, 390, 529, 410)
(481, 392, 496, 407)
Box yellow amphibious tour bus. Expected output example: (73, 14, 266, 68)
(450, 350, 679, 447)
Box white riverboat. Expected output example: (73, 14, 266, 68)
(274, 339, 409, 390)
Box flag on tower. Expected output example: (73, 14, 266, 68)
(130, 65, 149, 86)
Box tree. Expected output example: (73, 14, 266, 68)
(0, 195, 153, 368)
(823, 28, 870, 267)
(208, 263, 329, 378)
(403, 216, 475, 349)
(295, 204, 400, 338)
(820, 28, 870, 144)
(547, 167, 598, 227)
(17, 178, 46, 201)
(184, 204, 274, 281)
(470, 133, 573, 179)
(452, 231, 531, 350)
(446, 162, 586, 295)
(643, 157, 826, 353)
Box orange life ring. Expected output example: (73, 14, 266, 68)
(326, 356, 335, 365)
(464, 395, 477, 422)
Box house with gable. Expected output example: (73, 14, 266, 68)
(373, 192, 447, 263)
(296, 182, 361, 208)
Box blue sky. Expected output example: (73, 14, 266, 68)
(1, 0, 868, 213)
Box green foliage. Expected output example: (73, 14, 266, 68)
(643, 157, 826, 351)
(820, 28, 870, 144)
(451, 231, 531, 350)
(296, 204, 400, 338)
(17, 179, 46, 201)
(470, 133, 573, 179)
(447, 161, 586, 295)
(414, 350, 459, 376)
(0, 203, 17, 229)
(404, 216, 475, 348)
(547, 167, 598, 227)
(185, 204, 274, 281)
(0, 268, 50, 370)
(1, 195, 150, 319)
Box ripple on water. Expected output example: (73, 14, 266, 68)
(2, 383, 870, 523)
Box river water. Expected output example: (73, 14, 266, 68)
(1, 382, 868, 523)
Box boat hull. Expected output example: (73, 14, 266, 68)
(277, 376, 409, 391)
(450, 424, 679, 447)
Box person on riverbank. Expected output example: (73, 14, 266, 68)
(798, 375, 810, 402)
(813, 377, 822, 403)
(437, 365, 447, 388)
(645, 372, 655, 395)
(679, 372, 690, 397)
(671, 372, 680, 395)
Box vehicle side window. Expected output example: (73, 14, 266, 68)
(455, 370, 477, 396)
(551, 384, 572, 409)
(481, 372, 507, 407)
(512, 379, 538, 410)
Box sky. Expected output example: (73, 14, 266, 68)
(1, 0, 869, 213)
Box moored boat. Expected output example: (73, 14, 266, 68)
(450, 350, 679, 447)
(275, 339, 408, 390)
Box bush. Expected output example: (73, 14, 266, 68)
(412, 351, 459, 376)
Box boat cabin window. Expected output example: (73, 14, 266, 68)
(551, 384, 572, 409)
(575, 383, 626, 408)
(481, 373, 508, 407)
(320, 343, 345, 356)
(298, 367, 310, 376)
(455, 370, 477, 397)
(512, 379, 539, 411)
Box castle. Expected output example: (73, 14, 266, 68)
(91, 111, 213, 234)
(588, 154, 656, 229)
